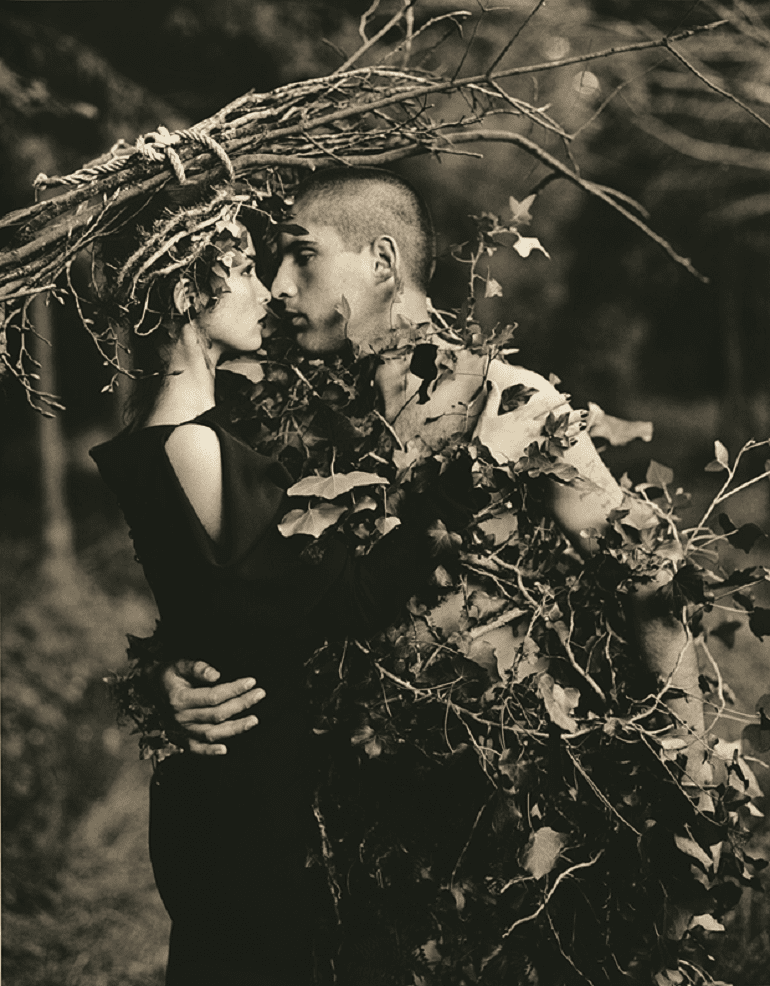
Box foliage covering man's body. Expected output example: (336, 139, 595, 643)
(139, 169, 766, 986)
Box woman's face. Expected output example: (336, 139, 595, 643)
(198, 231, 271, 356)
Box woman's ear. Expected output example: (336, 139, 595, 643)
(372, 235, 398, 285)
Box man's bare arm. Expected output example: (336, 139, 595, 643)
(475, 371, 708, 777)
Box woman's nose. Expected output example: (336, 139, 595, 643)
(252, 277, 271, 306)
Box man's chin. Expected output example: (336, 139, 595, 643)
(294, 330, 339, 356)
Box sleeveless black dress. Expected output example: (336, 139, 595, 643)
(91, 406, 473, 986)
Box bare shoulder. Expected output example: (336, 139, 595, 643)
(165, 423, 222, 470)
(165, 424, 223, 541)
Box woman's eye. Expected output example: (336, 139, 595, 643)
(297, 252, 315, 267)
(241, 265, 256, 277)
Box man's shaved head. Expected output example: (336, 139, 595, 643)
(292, 167, 435, 291)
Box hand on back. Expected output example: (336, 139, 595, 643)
(163, 661, 265, 755)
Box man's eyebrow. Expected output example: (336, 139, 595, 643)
(283, 239, 318, 254)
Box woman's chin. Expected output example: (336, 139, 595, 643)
(241, 329, 263, 351)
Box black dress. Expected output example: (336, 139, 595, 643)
(91, 406, 472, 986)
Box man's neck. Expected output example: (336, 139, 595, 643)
(350, 286, 431, 355)
(391, 288, 431, 333)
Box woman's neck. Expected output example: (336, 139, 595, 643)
(145, 324, 219, 427)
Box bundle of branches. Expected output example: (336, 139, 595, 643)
(0, 1, 730, 409)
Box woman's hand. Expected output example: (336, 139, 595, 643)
(162, 661, 265, 755)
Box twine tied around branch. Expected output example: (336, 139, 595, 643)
(34, 126, 235, 191)
(134, 126, 235, 184)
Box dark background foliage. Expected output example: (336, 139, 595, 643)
(1, 2, 769, 983)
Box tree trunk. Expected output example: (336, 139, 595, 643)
(718, 245, 753, 452)
(33, 292, 75, 573)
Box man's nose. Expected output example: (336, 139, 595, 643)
(271, 260, 296, 300)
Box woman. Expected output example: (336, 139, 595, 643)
(90, 190, 478, 986)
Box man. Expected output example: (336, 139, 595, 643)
(150, 166, 712, 984)
(164, 167, 706, 768)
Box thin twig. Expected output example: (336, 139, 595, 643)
(485, 0, 548, 76)
(500, 852, 604, 939)
(665, 40, 770, 131)
(335, 0, 419, 74)
(565, 747, 642, 836)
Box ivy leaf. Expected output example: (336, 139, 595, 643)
(287, 471, 386, 499)
(742, 724, 770, 754)
(467, 639, 500, 682)
(484, 277, 503, 298)
(664, 885, 717, 941)
(646, 460, 674, 488)
(538, 673, 579, 732)
(275, 223, 309, 236)
(509, 193, 535, 227)
(674, 834, 713, 871)
(730, 523, 765, 553)
(713, 566, 766, 591)
(521, 826, 568, 879)
(375, 516, 401, 536)
(513, 637, 547, 683)
(717, 514, 766, 554)
(513, 236, 550, 259)
(705, 440, 730, 472)
(749, 607, 770, 639)
(487, 630, 522, 678)
(427, 520, 463, 556)
(409, 343, 438, 404)
(757, 693, 770, 727)
(709, 621, 742, 648)
(671, 564, 707, 604)
(410, 343, 438, 379)
(335, 294, 351, 324)
(513, 445, 579, 481)
(586, 402, 653, 446)
(218, 358, 265, 383)
(277, 502, 345, 538)
(691, 914, 725, 933)
(499, 383, 537, 413)
(432, 565, 454, 588)
(392, 440, 427, 473)
(208, 272, 230, 299)
(467, 590, 509, 621)
(714, 439, 730, 468)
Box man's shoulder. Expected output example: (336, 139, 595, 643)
(486, 359, 561, 398)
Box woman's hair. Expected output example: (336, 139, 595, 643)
(95, 184, 269, 429)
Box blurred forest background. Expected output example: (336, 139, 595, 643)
(1, 1, 769, 983)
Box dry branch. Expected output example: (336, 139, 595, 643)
(0, 13, 730, 402)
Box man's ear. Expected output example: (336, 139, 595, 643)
(371, 235, 398, 285)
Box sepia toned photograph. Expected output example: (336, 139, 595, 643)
(2, 2, 769, 984)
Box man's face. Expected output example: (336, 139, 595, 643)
(271, 205, 382, 354)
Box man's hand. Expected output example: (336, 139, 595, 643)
(475, 378, 584, 465)
(162, 660, 266, 756)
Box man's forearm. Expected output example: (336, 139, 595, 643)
(628, 584, 705, 733)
